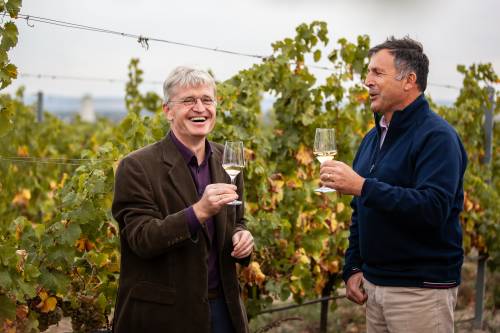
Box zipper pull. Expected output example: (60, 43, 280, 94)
(369, 164, 375, 173)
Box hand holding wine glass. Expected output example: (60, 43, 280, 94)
(313, 128, 337, 193)
(222, 141, 245, 205)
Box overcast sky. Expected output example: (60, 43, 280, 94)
(5, 0, 500, 102)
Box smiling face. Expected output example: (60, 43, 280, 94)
(364, 49, 415, 115)
(163, 84, 216, 147)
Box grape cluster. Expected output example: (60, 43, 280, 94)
(36, 307, 63, 332)
(62, 298, 108, 333)
(26, 296, 63, 332)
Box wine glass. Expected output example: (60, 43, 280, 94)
(313, 128, 337, 193)
(222, 141, 245, 206)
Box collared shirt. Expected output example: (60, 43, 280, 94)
(169, 131, 220, 291)
(379, 115, 390, 148)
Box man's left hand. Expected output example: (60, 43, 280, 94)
(232, 230, 254, 259)
(320, 160, 365, 196)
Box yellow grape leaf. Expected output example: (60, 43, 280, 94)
(58, 173, 69, 189)
(295, 144, 313, 165)
(354, 90, 369, 103)
(298, 254, 310, 265)
(328, 260, 340, 273)
(464, 199, 473, 212)
(245, 202, 258, 214)
(15, 223, 22, 241)
(76, 237, 96, 252)
(16, 145, 29, 157)
(39, 296, 57, 313)
(49, 180, 57, 190)
(75, 238, 86, 252)
(241, 261, 266, 286)
(244, 148, 255, 161)
(11, 189, 31, 207)
(107, 262, 120, 273)
(38, 290, 48, 301)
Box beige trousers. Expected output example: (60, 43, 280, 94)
(363, 278, 458, 333)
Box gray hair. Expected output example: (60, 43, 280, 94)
(163, 66, 216, 104)
(368, 36, 429, 92)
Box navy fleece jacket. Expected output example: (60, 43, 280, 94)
(343, 94, 467, 288)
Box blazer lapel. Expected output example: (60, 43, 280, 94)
(161, 136, 210, 241)
(209, 143, 231, 254)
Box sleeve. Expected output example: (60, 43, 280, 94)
(232, 171, 251, 267)
(185, 206, 202, 236)
(342, 196, 363, 282)
(359, 129, 465, 229)
(112, 156, 194, 259)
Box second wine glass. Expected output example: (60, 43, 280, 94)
(222, 141, 245, 205)
(313, 128, 337, 193)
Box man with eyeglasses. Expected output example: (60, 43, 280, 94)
(320, 37, 467, 332)
(112, 66, 254, 332)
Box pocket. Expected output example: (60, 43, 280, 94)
(129, 281, 176, 305)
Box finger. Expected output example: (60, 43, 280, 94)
(214, 190, 238, 200)
(349, 286, 366, 305)
(234, 231, 251, 244)
(232, 232, 242, 245)
(206, 184, 237, 196)
(233, 236, 252, 253)
(232, 249, 251, 258)
(232, 234, 245, 252)
(320, 160, 335, 168)
(217, 193, 239, 205)
(319, 165, 334, 174)
(346, 291, 362, 305)
(212, 183, 237, 191)
(319, 172, 335, 182)
(232, 243, 253, 258)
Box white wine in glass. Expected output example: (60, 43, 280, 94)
(222, 141, 245, 206)
(313, 128, 337, 193)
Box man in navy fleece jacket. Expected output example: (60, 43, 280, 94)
(320, 37, 467, 332)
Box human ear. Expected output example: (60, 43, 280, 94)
(163, 103, 173, 121)
(404, 72, 417, 91)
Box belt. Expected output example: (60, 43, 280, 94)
(208, 289, 221, 300)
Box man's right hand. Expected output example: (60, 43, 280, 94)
(346, 272, 368, 305)
(193, 183, 238, 223)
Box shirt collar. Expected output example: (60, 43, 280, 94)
(379, 115, 390, 130)
(168, 131, 212, 166)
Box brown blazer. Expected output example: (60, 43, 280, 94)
(111, 135, 250, 333)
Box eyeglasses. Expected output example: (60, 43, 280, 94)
(168, 96, 216, 107)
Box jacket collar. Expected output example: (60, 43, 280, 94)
(168, 131, 213, 167)
(374, 94, 429, 132)
(159, 135, 198, 206)
(159, 134, 229, 251)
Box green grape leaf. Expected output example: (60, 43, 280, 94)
(0, 22, 18, 52)
(60, 222, 81, 245)
(0, 269, 13, 289)
(5, 0, 22, 17)
(313, 49, 321, 62)
(0, 294, 16, 322)
(4, 63, 17, 78)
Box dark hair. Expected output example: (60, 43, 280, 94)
(368, 36, 429, 92)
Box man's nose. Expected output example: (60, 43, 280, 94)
(364, 74, 373, 88)
(192, 98, 205, 111)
